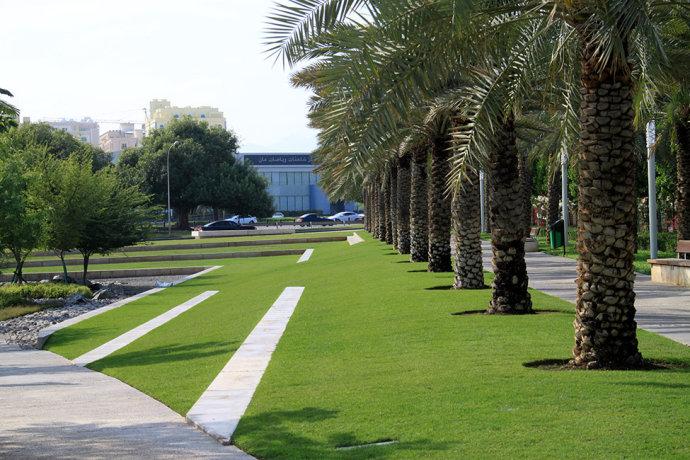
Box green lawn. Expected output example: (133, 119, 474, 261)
(45, 234, 690, 459)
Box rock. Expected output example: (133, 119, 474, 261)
(93, 289, 118, 300)
(65, 293, 88, 306)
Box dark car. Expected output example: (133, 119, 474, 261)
(194, 220, 256, 231)
(294, 213, 334, 225)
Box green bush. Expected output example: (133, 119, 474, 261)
(0, 283, 92, 308)
(637, 232, 678, 252)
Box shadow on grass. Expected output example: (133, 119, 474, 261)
(523, 358, 689, 371)
(235, 407, 454, 459)
(425, 285, 454, 290)
(88, 340, 238, 371)
(408, 269, 428, 273)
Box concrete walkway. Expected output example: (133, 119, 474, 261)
(0, 343, 252, 459)
(481, 241, 690, 346)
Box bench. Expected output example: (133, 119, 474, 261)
(648, 239, 690, 287)
(525, 227, 540, 252)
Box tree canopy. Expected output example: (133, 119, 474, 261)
(117, 119, 273, 228)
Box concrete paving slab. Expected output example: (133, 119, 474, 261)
(186, 287, 305, 445)
(73, 290, 219, 366)
(297, 248, 313, 263)
(0, 343, 253, 459)
(482, 241, 690, 346)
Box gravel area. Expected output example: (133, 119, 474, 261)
(0, 275, 185, 349)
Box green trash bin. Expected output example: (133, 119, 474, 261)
(549, 219, 564, 249)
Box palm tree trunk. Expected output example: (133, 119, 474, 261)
(546, 152, 562, 226)
(452, 168, 486, 289)
(410, 144, 429, 262)
(519, 152, 532, 238)
(384, 174, 393, 244)
(377, 176, 386, 241)
(676, 108, 690, 240)
(390, 162, 399, 249)
(487, 115, 532, 314)
(397, 152, 412, 254)
(427, 133, 452, 272)
(571, 35, 642, 369)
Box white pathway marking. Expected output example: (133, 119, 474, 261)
(186, 286, 305, 445)
(347, 232, 365, 245)
(36, 265, 222, 348)
(73, 291, 219, 367)
(297, 248, 313, 263)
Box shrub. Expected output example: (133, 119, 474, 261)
(0, 283, 92, 308)
(637, 232, 678, 252)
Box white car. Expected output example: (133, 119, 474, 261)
(227, 215, 258, 224)
(328, 211, 360, 222)
(272, 212, 285, 218)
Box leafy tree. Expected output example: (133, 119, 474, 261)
(118, 119, 273, 229)
(28, 150, 96, 283)
(10, 122, 112, 171)
(75, 167, 154, 285)
(0, 140, 44, 283)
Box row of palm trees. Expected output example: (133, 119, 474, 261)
(266, 1, 690, 369)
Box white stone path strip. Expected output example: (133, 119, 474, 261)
(73, 290, 219, 366)
(36, 265, 222, 348)
(186, 286, 305, 445)
(347, 232, 365, 245)
(297, 248, 313, 263)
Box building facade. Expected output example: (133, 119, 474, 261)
(43, 118, 100, 147)
(99, 123, 144, 162)
(145, 99, 226, 133)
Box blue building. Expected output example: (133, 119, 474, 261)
(236, 153, 357, 214)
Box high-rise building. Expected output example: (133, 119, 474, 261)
(145, 99, 226, 133)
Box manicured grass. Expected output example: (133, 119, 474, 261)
(45, 233, 690, 459)
(0, 302, 62, 321)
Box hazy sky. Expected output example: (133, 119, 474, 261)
(1, 0, 317, 153)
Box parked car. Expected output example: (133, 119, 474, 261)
(272, 212, 285, 218)
(227, 215, 258, 224)
(328, 211, 360, 222)
(357, 213, 365, 220)
(295, 213, 333, 225)
(193, 220, 256, 231)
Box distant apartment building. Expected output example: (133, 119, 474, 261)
(100, 123, 144, 161)
(43, 118, 100, 147)
(145, 99, 226, 133)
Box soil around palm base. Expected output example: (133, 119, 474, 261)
(523, 358, 688, 371)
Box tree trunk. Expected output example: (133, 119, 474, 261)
(571, 32, 642, 369)
(546, 152, 562, 226)
(384, 174, 393, 244)
(175, 207, 192, 230)
(487, 115, 532, 314)
(452, 168, 486, 289)
(390, 163, 399, 249)
(427, 134, 452, 272)
(397, 152, 412, 254)
(82, 253, 90, 286)
(410, 144, 429, 262)
(376, 176, 386, 241)
(519, 152, 532, 238)
(676, 107, 690, 240)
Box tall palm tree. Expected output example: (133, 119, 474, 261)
(396, 150, 412, 254)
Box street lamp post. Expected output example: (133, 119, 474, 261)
(167, 141, 180, 237)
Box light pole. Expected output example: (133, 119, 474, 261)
(167, 140, 180, 237)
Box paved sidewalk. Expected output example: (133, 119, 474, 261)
(0, 343, 253, 459)
(482, 241, 690, 346)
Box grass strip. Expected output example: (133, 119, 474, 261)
(46, 234, 690, 458)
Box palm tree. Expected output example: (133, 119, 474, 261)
(0, 88, 19, 132)
(396, 150, 412, 254)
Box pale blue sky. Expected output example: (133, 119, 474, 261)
(0, 0, 317, 153)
